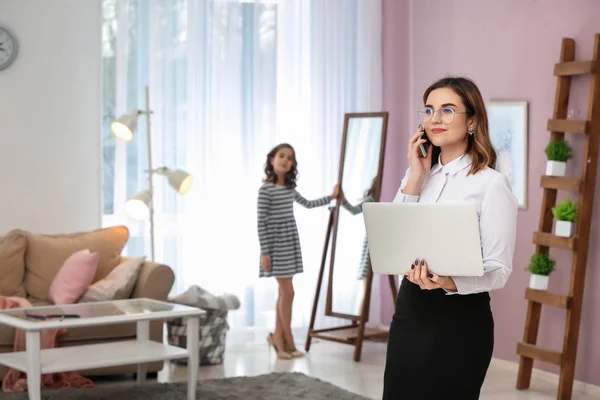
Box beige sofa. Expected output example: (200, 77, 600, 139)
(0, 226, 175, 379)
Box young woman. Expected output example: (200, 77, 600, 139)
(382, 77, 518, 399)
(257, 143, 339, 359)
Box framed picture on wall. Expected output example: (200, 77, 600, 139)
(485, 101, 528, 209)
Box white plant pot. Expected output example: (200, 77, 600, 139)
(546, 160, 567, 176)
(555, 220, 574, 237)
(529, 274, 549, 291)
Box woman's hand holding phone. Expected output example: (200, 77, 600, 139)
(402, 125, 432, 195)
(408, 125, 432, 176)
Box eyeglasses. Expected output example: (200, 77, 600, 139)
(417, 107, 468, 125)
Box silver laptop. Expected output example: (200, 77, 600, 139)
(362, 202, 484, 277)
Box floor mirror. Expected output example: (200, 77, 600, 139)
(305, 112, 398, 361)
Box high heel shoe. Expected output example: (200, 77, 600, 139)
(267, 333, 292, 360)
(284, 338, 305, 358)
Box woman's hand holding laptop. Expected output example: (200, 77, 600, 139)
(405, 258, 458, 292)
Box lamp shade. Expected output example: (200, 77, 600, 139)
(163, 168, 194, 194)
(111, 112, 138, 141)
(125, 189, 152, 220)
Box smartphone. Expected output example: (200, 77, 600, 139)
(418, 127, 430, 158)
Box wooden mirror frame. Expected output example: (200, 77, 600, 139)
(305, 111, 399, 361)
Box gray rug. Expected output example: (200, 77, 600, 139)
(3, 372, 371, 400)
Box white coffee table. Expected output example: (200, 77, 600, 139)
(0, 298, 203, 400)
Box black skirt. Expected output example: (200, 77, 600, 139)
(382, 277, 494, 400)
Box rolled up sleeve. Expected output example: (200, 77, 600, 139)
(393, 167, 420, 203)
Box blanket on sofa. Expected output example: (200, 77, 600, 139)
(0, 296, 94, 392)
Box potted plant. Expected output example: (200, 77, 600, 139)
(527, 253, 555, 291)
(552, 197, 578, 237)
(545, 138, 573, 176)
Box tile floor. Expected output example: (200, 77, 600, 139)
(98, 328, 599, 399)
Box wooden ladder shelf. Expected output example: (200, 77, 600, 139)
(516, 33, 600, 400)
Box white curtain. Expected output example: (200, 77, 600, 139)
(101, 0, 383, 333)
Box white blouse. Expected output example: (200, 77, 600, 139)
(393, 153, 518, 295)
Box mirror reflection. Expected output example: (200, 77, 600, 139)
(331, 115, 384, 317)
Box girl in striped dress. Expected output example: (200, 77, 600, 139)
(340, 175, 379, 280)
(257, 143, 339, 359)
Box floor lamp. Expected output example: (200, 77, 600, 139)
(110, 86, 193, 261)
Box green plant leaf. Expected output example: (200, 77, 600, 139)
(545, 138, 573, 162)
(551, 197, 578, 222)
(527, 253, 556, 276)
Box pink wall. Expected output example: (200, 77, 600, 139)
(379, 0, 411, 317)
(381, 0, 600, 386)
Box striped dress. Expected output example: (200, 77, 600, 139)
(257, 182, 331, 278)
(341, 194, 374, 280)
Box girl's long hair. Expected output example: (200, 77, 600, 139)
(363, 175, 380, 199)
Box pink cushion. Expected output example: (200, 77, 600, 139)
(48, 249, 99, 305)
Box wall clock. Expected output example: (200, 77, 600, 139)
(0, 24, 19, 71)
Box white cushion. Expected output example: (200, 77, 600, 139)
(79, 256, 146, 302)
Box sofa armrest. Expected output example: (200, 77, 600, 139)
(128, 258, 175, 301)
